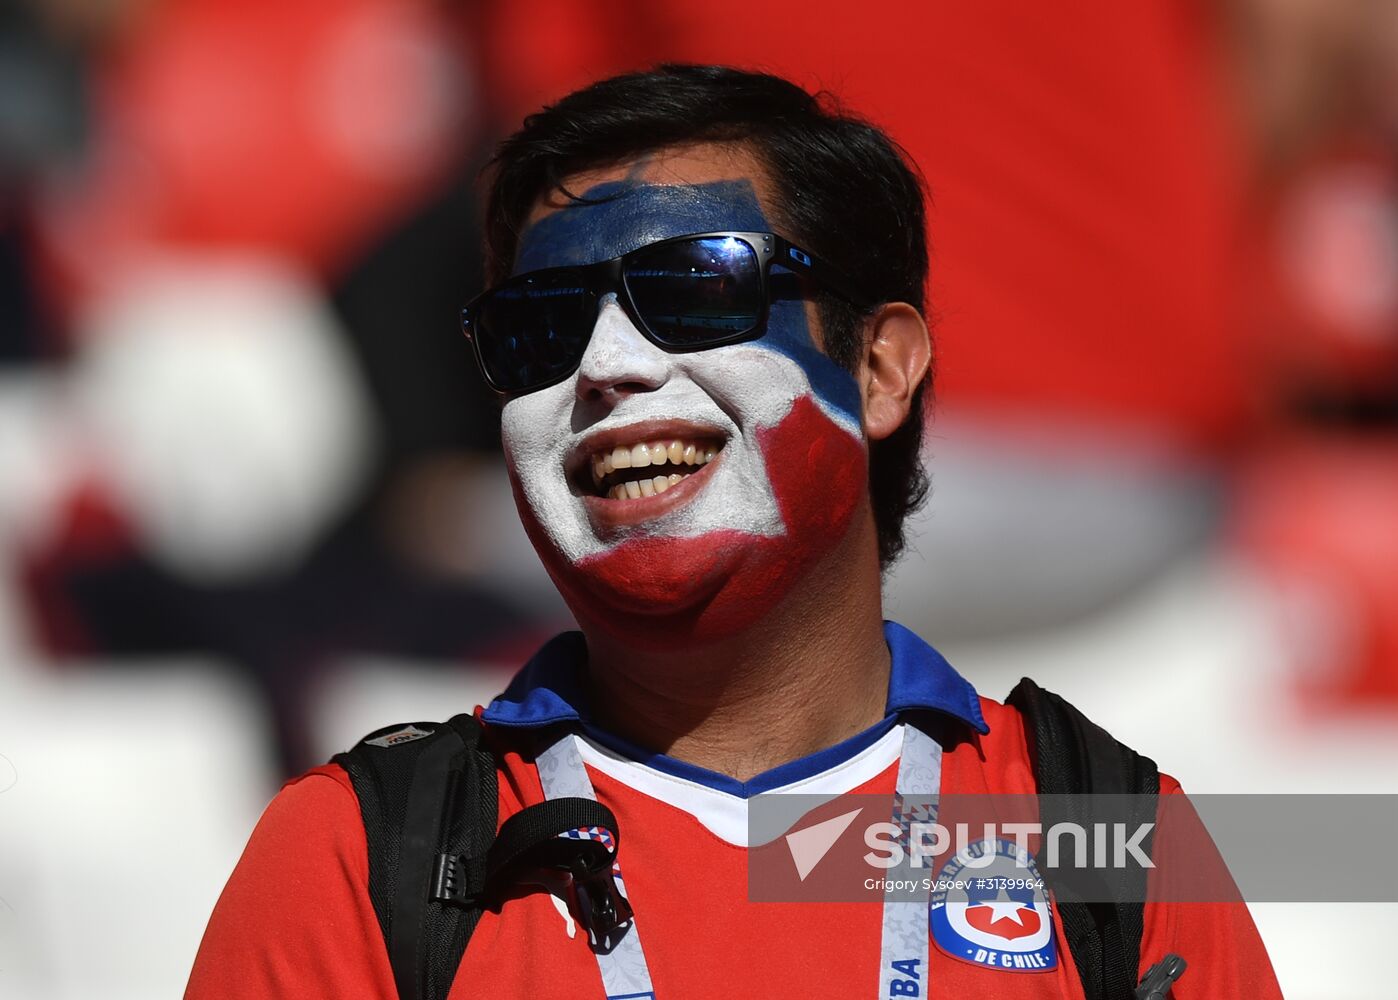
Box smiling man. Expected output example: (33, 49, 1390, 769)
(483, 146, 921, 775)
(187, 65, 1281, 1000)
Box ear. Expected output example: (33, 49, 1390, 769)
(860, 302, 931, 441)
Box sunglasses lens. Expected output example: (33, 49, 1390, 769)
(625, 236, 763, 347)
(472, 272, 595, 392)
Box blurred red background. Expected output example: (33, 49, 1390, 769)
(0, 1, 1394, 996)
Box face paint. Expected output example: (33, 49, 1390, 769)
(501, 168, 868, 646)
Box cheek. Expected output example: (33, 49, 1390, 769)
(499, 391, 578, 542)
(500, 391, 567, 489)
(565, 395, 866, 644)
(499, 400, 532, 472)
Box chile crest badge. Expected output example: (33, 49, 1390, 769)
(930, 839, 1058, 973)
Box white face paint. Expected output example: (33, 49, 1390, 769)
(502, 296, 846, 562)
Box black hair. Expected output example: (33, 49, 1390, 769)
(484, 64, 931, 568)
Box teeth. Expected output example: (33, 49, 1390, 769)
(593, 437, 719, 474)
(599, 469, 701, 500)
(589, 436, 723, 494)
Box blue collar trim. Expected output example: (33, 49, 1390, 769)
(881, 620, 988, 732)
(482, 621, 988, 740)
(482, 622, 986, 797)
(482, 630, 591, 730)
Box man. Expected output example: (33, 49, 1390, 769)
(187, 65, 1282, 998)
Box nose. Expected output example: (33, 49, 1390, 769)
(574, 295, 671, 404)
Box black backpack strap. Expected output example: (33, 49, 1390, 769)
(333, 715, 497, 1000)
(1006, 677, 1160, 1000)
(487, 798, 635, 950)
(486, 798, 621, 880)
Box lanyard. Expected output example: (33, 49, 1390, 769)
(880, 725, 942, 998)
(537, 734, 657, 1000)
(537, 722, 943, 1000)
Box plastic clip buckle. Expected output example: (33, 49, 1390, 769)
(570, 859, 634, 949)
(1135, 953, 1187, 1000)
(431, 852, 480, 906)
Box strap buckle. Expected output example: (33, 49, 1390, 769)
(431, 852, 485, 906)
(1135, 953, 1187, 999)
(568, 855, 634, 949)
(524, 850, 634, 952)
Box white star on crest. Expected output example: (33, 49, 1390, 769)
(981, 888, 1028, 925)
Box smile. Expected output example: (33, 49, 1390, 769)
(589, 437, 723, 500)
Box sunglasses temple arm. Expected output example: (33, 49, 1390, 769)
(772, 237, 874, 311)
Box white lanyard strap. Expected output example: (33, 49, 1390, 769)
(537, 722, 943, 1000)
(878, 724, 942, 999)
(537, 735, 657, 1000)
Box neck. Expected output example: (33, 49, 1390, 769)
(579, 514, 890, 782)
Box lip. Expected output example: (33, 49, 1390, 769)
(582, 451, 724, 528)
(570, 417, 729, 528)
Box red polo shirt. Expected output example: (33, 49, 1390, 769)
(187, 625, 1280, 999)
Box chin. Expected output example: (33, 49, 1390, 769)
(569, 533, 783, 646)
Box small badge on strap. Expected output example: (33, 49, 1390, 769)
(365, 724, 435, 748)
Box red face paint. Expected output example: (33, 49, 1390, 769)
(518, 396, 866, 646)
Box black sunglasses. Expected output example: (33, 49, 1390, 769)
(461, 231, 872, 397)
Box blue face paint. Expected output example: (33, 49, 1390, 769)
(514, 178, 863, 423)
(514, 179, 768, 272)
